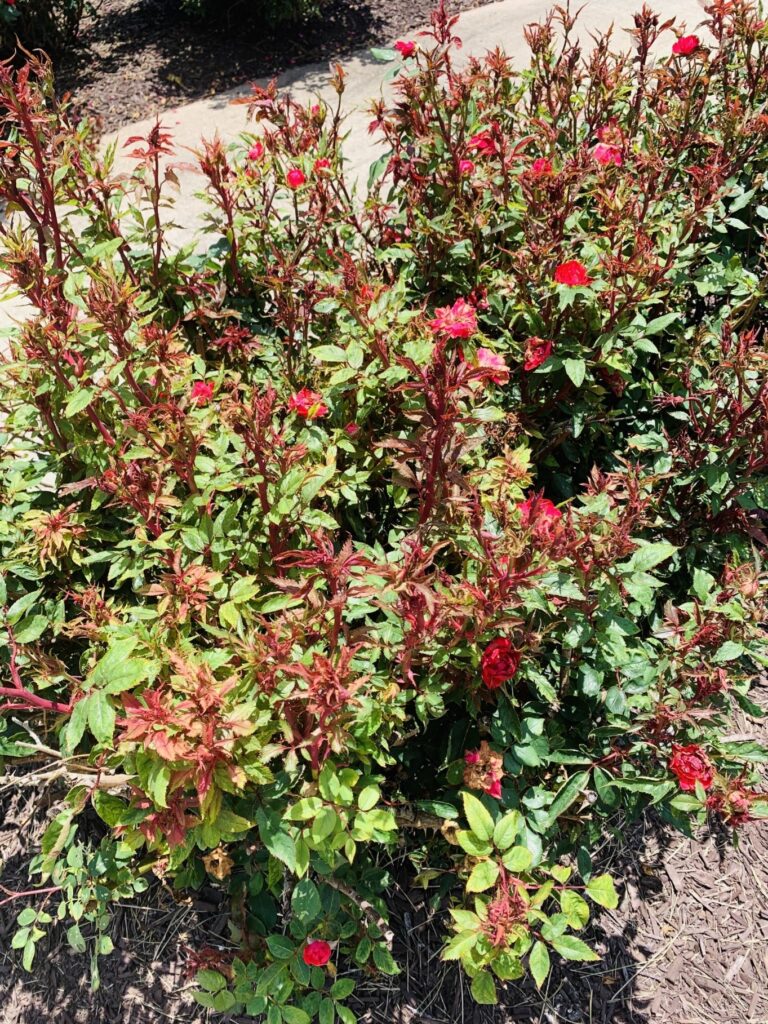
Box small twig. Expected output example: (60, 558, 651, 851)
(324, 875, 395, 950)
(0, 766, 132, 791)
(0, 884, 62, 908)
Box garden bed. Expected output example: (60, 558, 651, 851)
(1, 2, 768, 1023)
(2, 730, 767, 1024)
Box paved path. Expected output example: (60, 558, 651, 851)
(1, 0, 708, 328)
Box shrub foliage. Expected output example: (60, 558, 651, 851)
(0, 0, 86, 60)
(1, 1, 767, 1015)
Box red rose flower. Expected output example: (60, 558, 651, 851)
(190, 381, 214, 406)
(459, 159, 475, 175)
(593, 143, 623, 166)
(303, 940, 332, 967)
(669, 744, 714, 792)
(428, 297, 478, 339)
(468, 130, 496, 157)
(481, 638, 521, 689)
(554, 260, 591, 286)
(672, 34, 699, 56)
(314, 157, 331, 173)
(518, 494, 563, 541)
(464, 750, 481, 765)
(531, 156, 553, 176)
(394, 39, 416, 58)
(247, 141, 264, 161)
(288, 388, 328, 419)
(476, 347, 509, 384)
(286, 168, 306, 189)
(523, 336, 553, 371)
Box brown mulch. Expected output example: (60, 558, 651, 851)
(2, 705, 766, 1024)
(55, 0, 494, 135)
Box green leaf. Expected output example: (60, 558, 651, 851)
(543, 771, 591, 829)
(16, 908, 37, 927)
(462, 791, 494, 841)
(287, 797, 324, 821)
(586, 873, 619, 909)
(62, 698, 90, 754)
(370, 46, 397, 61)
(310, 807, 339, 842)
(372, 945, 400, 974)
(563, 358, 586, 387)
(292, 878, 322, 924)
(257, 811, 297, 872)
(357, 785, 380, 811)
(442, 930, 478, 961)
(560, 890, 590, 929)
(13, 614, 48, 644)
(319, 998, 335, 1024)
(501, 845, 533, 872)
(644, 312, 679, 335)
(466, 859, 500, 893)
(529, 941, 550, 989)
(330, 978, 355, 999)
(312, 344, 348, 363)
(414, 800, 459, 819)
(64, 387, 95, 417)
(623, 541, 677, 573)
(713, 641, 744, 663)
(456, 830, 493, 857)
(91, 791, 127, 827)
(87, 641, 157, 694)
(283, 1009, 311, 1024)
(550, 934, 600, 962)
(492, 811, 521, 851)
(470, 971, 497, 1005)
(87, 691, 115, 744)
(67, 923, 87, 954)
(266, 934, 295, 959)
(22, 939, 36, 971)
(197, 968, 226, 992)
(213, 989, 236, 1012)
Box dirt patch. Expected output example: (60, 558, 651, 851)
(55, 0, 494, 134)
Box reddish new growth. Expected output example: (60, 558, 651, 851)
(143, 550, 220, 623)
(484, 871, 528, 947)
(120, 654, 254, 804)
(517, 493, 563, 543)
(281, 647, 367, 769)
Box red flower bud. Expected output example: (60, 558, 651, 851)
(553, 260, 591, 287)
(302, 940, 332, 966)
(672, 34, 699, 56)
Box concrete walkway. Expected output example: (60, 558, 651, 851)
(1, 0, 708, 326)
(105, 0, 708, 247)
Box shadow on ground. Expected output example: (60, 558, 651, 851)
(55, 0, 394, 132)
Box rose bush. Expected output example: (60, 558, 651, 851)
(0, 0, 767, 1015)
(0, 0, 86, 59)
